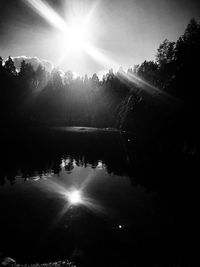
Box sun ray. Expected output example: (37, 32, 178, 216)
(25, 0, 68, 33)
(23, 0, 118, 71)
(83, 43, 119, 71)
(119, 70, 179, 104)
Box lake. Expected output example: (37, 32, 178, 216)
(0, 127, 196, 266)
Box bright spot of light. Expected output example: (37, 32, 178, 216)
(65, 189, 82, 205)
(84, 43, 119, 70)
(25, 0, 119, 71)
(62, 19, 91, 53)
(26, 0, 93, 57)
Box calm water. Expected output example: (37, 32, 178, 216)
(0, 127, 196, 266)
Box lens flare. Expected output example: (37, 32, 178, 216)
(25, 0, 95, 59)
(66, 190, 82, 205)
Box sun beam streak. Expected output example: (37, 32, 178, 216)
(119, 70, 179, 104)
(25, 0, 68, 32)
(83, 43, 119, 70)
(118, 70, 162, 95)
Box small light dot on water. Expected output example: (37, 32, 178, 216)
(128, 139, 131, 142)
(118, 225, 122, 229)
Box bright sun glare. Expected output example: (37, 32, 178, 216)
(25, 0, 118, 71)
(63, 20, 90, 53)
(66, 190, 82, 205)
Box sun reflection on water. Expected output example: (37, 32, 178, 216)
(64, 189, 82, 205)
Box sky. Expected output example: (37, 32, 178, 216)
(0, 0, 200, 76)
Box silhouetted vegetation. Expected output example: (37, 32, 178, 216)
(0, 57, 132, 128)
(1, 19, 200, 141)
(0, 127, 130, 185)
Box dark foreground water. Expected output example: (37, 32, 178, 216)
(0, 127, 198, 266)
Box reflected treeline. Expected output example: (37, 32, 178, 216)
(0, 128, 130, 185)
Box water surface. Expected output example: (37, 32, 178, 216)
(0, 127, 194, 266)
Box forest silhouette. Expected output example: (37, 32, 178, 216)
(0, 19, 200, 138)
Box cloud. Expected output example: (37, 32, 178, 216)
(12, 56, 54, 73)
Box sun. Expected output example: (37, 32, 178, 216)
(63, 21, 90, 53)
(25, 0, 117, 71)
(54, 12, 92, 58)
